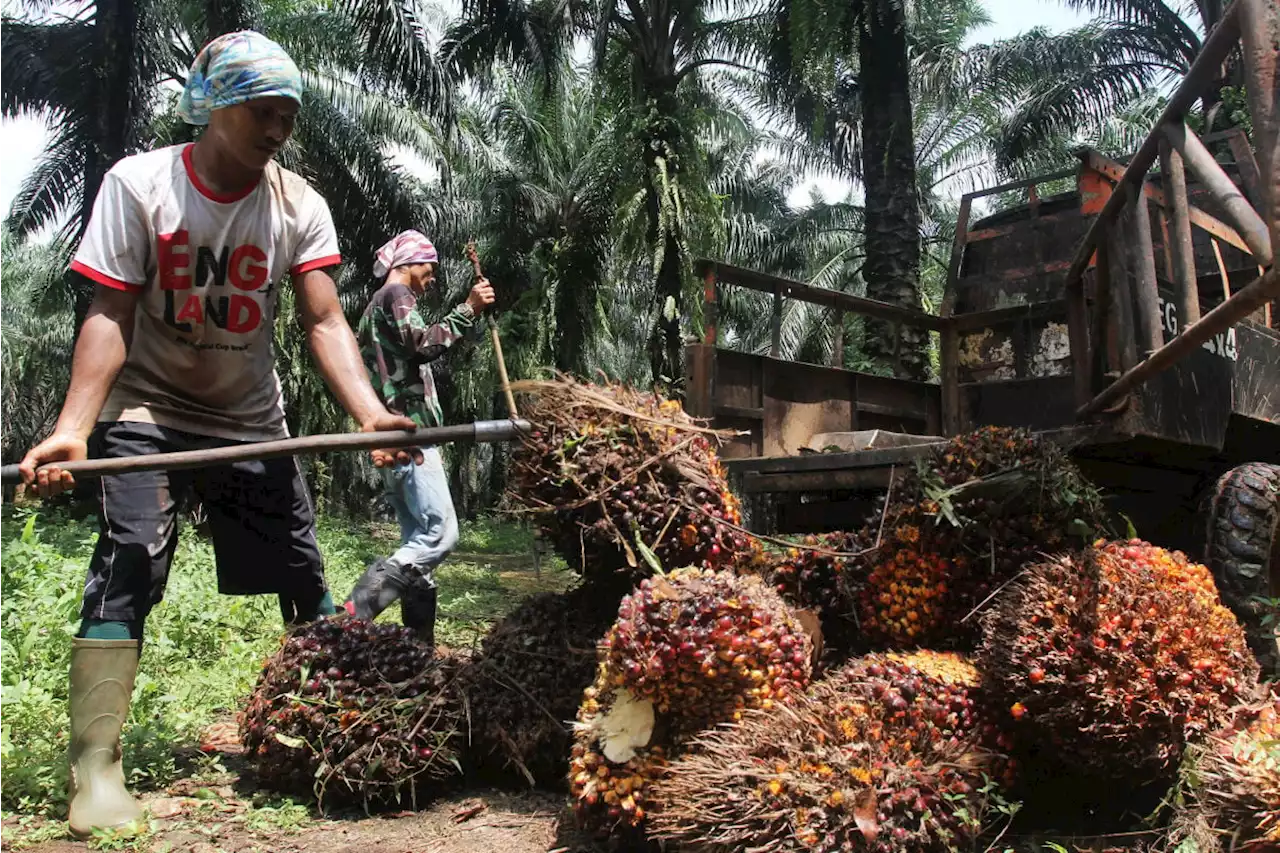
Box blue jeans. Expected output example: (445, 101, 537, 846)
(380, 447, 459, 587)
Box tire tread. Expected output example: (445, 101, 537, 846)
(1202, 462, 1280, 675)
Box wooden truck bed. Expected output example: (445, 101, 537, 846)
(688, 130, 1278, 542)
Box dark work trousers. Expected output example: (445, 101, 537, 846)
(81, 420, 329, 626)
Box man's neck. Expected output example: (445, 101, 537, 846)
(386, 270, 421, 294)
(189, 138, 262, 196)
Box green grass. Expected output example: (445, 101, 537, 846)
(0, 505, 572, 824)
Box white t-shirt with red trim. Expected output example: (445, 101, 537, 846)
(72, 144, 342, 442)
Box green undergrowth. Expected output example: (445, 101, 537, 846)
(0, 505, 572, 820)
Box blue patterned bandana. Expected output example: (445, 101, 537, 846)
(178, 31, 303, 126)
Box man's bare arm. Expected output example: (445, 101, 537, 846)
(19, 284, 139, 496)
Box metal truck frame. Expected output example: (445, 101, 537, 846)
(683, 0, 1280, 668)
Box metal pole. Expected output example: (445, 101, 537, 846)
(1163, 121, 1273, 265)
(1160, 135, 1202, 325)
(940, 196, 971, 435)
(1, 419, 532, 486)
(831, 310, 845, 367)
(1061, 3, 1243, 295)
(1238, 0, 1279, 250)
(1128, 192, 1165, 355)
(1077, 267, 1280, 418)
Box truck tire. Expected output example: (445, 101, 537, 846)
(1202, 462, 1280, 676)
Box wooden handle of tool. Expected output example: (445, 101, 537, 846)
(488, 320, 519, 418)
(465, 241, 519, 419)
(0, 419, 531, 486)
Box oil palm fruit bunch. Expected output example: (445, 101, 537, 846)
(569, 567, 815, 835)
(509, 376, 753, 588)
(240, 617, 468, 810)
(979, 540, 1259, 782)
(853, 426, 1108, 649)
(568, 675, 669, 838)
(1168, 685, 1280, 852)
(771, 532, 862, 656)
(647, 652, 995, 852)
(467, 585, 617, 788)
(605, 567, 814, 729)
(855, 525, 960, 648)
(827, 650, 1016, 787)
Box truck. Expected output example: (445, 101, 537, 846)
(682, 1, 1279, 672)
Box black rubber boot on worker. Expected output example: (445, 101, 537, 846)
(401, 584, 438, 648)
(344, 557, 415, 622)
(67, 639, 145, 840)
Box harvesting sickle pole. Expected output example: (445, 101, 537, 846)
(466, 240, 519, 420)
(0, 419, 532, 486)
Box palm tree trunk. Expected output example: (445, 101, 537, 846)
(206, 0, 260, 41)
(74, 0, 141, 330)
(857, 0, 928, 380)
(640, 88, 688, 396)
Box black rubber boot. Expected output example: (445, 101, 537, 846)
(344, 558, 417, 621)
(401, 584, 437, 647)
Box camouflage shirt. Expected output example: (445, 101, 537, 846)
(358, 282, 476, 428)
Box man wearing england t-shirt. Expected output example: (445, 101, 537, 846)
(17, 32, 418, 838)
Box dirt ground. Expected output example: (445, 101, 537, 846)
(8, 784, 600, 853)
(5, 716, 603, 853)
(8, 783, 593, 850)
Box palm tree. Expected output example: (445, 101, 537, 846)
(446, 0, 764, 395)
(1, 233, 76, 465)
(447, 64, 621, 379)
(746, 0, 1005, 378)
(962, 0, 1234, 174)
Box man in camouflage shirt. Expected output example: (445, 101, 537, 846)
(344, 230, 495, 645)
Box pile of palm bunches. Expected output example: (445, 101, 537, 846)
(467, 585, 617, 788)
(852, 426, 1109, 649)
(771, 532, 862, 657)
(647, 650, 996, 852)
(240, 617, 467, 810)
(978, 540, 1259, 783)
(569, 567, 815, 835)
(509, 377, 755, 588)
(1168, 685, 1280, 852)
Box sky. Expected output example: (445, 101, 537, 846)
(0, 0, 1094, 224)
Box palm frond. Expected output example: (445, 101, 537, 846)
(5, 123, 86, 238)
(0, 17, 95, 120)
(339, 0, 451, 117)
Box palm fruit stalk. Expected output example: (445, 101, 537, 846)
(851, 426, 1109, 649)
(240, 617, 468, 810)
(979, 539, 1259, 783)
(569, 567, 815, 836)
(467, 585, 617, 788)
(508, 376, 755, 588)
(647, 650, 996, 852)
(771, 532, 862, 658)
(1168, 685, 1280, 852)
